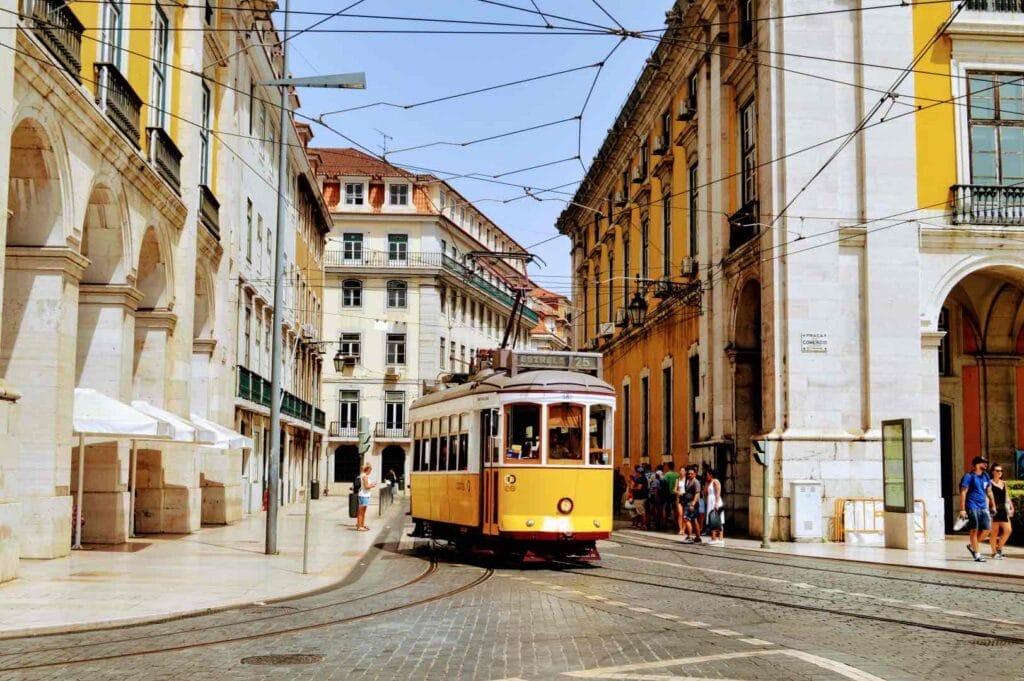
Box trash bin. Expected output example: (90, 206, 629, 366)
(348, 491, 359, 518)
(310, 480, 320, 500)
(398, 477, 405, 492)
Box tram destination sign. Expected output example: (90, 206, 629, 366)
(500, 350, 602, 377)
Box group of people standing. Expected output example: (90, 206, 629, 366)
(615, 462, 725, 546)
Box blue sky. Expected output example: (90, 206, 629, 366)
(286, 1, 670, 295)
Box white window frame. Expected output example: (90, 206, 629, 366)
(342, 233, 363, 263)
(344, 182, 366, 206)
(339, 332, 361, 362)
(388, 234, 409, 263)
(387, 280, 408, 309)
(100, 0, 124, 68)
(342, 279, 362, 308)
(386, 333, 407, 366)
(149, 5, 169, 128)
(387, 182, 411, 207)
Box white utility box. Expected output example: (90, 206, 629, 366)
(790, 480, 823, 542)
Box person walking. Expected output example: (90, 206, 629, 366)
(356, 463, 376, 531)
(960, 455, 996, 562)
(631, 466, 649, 530)
(664, 462, 679, 530)
(704, 468, 725, 546)
(989, 463, 1014, 559)
(679, 465, 701, 542)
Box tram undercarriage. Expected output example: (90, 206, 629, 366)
(410, 519, 603, 562)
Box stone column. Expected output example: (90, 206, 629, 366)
(0, 0, 15, 582)
(133, 310, 176, 407)
(4, 247, 87, 557)
(918, 332, 946, 542)
(190, 338, 216, 419)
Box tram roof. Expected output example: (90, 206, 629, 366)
(412, 370, 615, 409)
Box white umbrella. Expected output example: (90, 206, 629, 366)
(191, 413, 253, 450)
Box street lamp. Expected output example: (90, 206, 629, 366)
(333, 349, 346, 373)
(261, 0, 366, 556)
(627, 291, 648, 327)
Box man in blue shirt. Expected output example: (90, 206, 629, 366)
(959, 455, 997, 563)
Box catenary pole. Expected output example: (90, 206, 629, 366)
(266, 0, 291, 555)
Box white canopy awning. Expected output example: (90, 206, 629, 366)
(191, 414, 253, 450)
(73, 388, 171, 438)
(132, 401, 217, 444)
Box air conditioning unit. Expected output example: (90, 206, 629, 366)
(632, 166, 646, 184)
(681, 256, 698, 276)
(652, 134, 669, 156)
(614, 307, 628, 328)
(599, 321, 615, 338)
(677, 100, 696, 121)
(300, 323, 316, 339)
(384, 366, 401, 379)
(614, 190, 628, 207)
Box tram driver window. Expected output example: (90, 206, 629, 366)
(548, 403, 584, 465)
(505, 403, 541, 463)
(589, 405, 612, 466)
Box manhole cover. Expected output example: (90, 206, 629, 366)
(240, 654, 325, 666)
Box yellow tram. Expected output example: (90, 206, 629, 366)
(409, 350, 615, 561)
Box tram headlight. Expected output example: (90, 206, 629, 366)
(557, 497, 574, 515)
(526, 519, 535, 527)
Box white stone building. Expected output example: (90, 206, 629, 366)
(309, 148, 537, 487)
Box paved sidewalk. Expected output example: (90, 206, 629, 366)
(0, 493, 408, 638)
(617, 523, 1024, 577)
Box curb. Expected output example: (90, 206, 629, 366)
(0, 501, 408, 641)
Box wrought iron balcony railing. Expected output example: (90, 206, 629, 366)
(94, 62, 142, 146)
(374, 423, 410, 439)
(146, 127, 182, 194)
(237, 365, 272, 408)
(324, 249, 444, 269)
(951, 184, 1024, 226)
(329, 421, 358, 439)
(966, 0, 1023, 11)
(20, 0, 84, 82)
(315, 409, 326, 429)
(728, 199, 760, 252)
(199, 184, 221, 241)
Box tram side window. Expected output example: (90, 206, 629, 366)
(413, 439, 421, 472)
(429, 436, 439, 471)
(505, 403, 541, 463)
(589, 405, 612, 466)
(447, 434, 457, 472)
(459, 432, 469, 470)
(548, 403, 584, 464)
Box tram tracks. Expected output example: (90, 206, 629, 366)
(0, 555, 493, 673)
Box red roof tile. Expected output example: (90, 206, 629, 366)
(313, 147, 415, 179)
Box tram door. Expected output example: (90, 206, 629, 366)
(481, 409, 500, 535)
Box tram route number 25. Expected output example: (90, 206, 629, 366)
(504, 473, 517, 492)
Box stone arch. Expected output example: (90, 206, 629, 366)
(926, 255, 1024, 331)
(80, 182, 130, 286)
(728, 277, 763, 536)
(6, 116, 69, 247)
(193, 264, 215, 339)
(731, 277, 762, 350)
(136, 225, 171, 310)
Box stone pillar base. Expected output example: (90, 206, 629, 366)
(884, 511, 915, 549)
(19, 496, 71, 558)
(134, 487, 200, 534)
(81, 491, 129, 544)
(0, 501, 21, 582)
(201, 484, 242, 525)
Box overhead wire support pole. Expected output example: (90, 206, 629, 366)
(266, 0, 292, 556)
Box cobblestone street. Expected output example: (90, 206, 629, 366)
(2, 519, 1022, 681)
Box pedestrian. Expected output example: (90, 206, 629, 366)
(989, 463, 1014, 559)
(664, 462, 679, 529)
(704, 468, 725, 546)
(679, 464, 704, 540)
(631, 466, 649, 529)
(650, 469, 665, 530)
(614, 470, 628, 515)
(356, 463, 375, 531)
(959, 455, 996, 562)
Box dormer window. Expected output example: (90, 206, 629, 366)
(344, 182, 364, 206)
(389, 183, 410, 206)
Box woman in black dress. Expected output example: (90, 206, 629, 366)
(989, 465, 1014, 559)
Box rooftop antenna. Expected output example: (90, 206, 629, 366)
(374, 128, 393, 156)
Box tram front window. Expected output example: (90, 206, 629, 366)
(505, 403, 541, 464)
(548, 403, 584, 465)
(589, 404, 612, 466)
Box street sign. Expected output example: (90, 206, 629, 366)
(881, 419, 914, 513)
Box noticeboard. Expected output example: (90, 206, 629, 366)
(881, 418, 914, 513)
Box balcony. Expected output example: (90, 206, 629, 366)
(324, 249, 443, 269)
(237, 365, 272, 408)
(329, 421, 358, 440)
(146, 127, 182, 194)
(966, 0, 1023, 10)
(94, 62, 142, 146)
(20, 0, 84, 82)
(199, 184, 221, 241)
(374, 423, 410, 440)
(728, 200, 760, 252)
(952, 184, 1024, 226)
(315, 409, 326, 429)
(442, 254, 541, 324)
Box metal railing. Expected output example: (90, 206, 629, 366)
(199, 184, 221, 241)
(94, 62, 142, 146)
(314, 409, 325, 429)
(951, 184, 1024, 226)
(442, 254, 540, 324)
(237, 365, 272, 408)
(966, 0, 1023, 11)
(20, 0, 83, 82)
(146, 127, 182, 194)
(728, 200, 760, 252)
(324, 249, 442, 269)
(374, 423, 410, 439)
(329, 421, 358, 439)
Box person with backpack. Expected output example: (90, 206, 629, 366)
(355, 463, 376, 531)
(960, 455, 996, 562)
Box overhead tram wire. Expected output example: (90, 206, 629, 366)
(576, 36, 628, 173)
(474, 0, 617, 33)
(382, 116, 581, 156)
